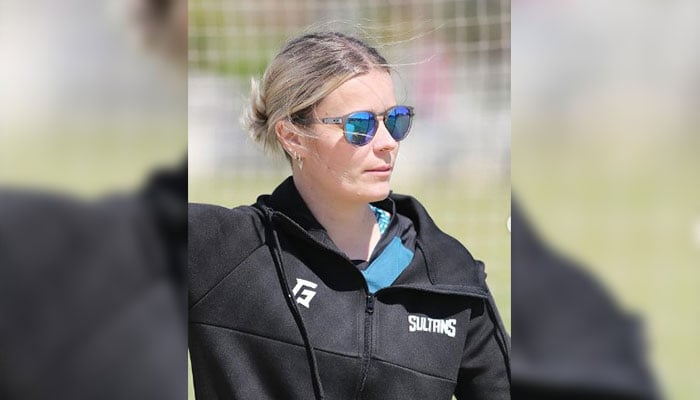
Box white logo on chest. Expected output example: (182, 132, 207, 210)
(408, 315, 457, 338)
(292, 278, 318, 308)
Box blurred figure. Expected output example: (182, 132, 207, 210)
(513, 1, 700, 397)
(128, 0, 187, 68)
(511, 198, 659, 399)
(0, 0, 186, 399)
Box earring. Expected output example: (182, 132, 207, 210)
(294, 152, 303, 171)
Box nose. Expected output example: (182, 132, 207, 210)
(372, 119, 398, 153)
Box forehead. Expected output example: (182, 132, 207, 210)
(316, 70, 396, 115)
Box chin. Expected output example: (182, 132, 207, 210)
(362, 184, 392, 203)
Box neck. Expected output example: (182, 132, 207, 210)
(293, 175, 380, 261)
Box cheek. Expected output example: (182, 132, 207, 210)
(306, 129, 380, 185)
(310, 137, 360, 173)
(321, 151, 357, 180)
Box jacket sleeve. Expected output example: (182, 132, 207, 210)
(188, 203, 266, 310)
(454, 291, 511, 400)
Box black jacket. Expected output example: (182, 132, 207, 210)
(0, 164, 187, 400)
(188, 177, 510, 399)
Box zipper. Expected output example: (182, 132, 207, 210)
(265, 210, 492, 396)
(356, 293, 375, 399)
(269, 211, 380, 398)
(365, 293, 375, 314)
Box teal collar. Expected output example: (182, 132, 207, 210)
(368, 204, 390, 235)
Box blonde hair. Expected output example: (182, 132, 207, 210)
(243, 31, 391, 163)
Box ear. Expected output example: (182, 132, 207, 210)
(275, 120, 308, 158)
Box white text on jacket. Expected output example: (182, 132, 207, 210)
(408, 315, 456, 337)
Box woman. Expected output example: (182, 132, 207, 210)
(189, 31, 510, 399)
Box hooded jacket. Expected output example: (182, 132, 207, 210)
(188, 177, 510, 399)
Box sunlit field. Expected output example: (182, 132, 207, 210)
(0, 127, 184, 196)
(514, 131, 700, 399)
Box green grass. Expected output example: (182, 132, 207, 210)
(513, 131, 700, 399)
(0, 126, 185, 197)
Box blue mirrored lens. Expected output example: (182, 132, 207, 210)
(385, 106, 412, 141)
(345, 111, 376, 146)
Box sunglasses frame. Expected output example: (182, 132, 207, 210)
(318, 105, 415, 146)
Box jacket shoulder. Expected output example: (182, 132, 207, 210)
(188, 203, 266, 308)
(390, 193, 488, 293)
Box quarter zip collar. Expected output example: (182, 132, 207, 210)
(256, 177, 490, 298)
(256, 177, 399, 259)
(258, 176, 398, 232)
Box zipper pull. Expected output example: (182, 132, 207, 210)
(366, 294, 375, 314)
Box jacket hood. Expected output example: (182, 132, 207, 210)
(255, 176, 490, 298)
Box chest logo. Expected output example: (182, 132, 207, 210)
(408, 315, 457, 338)
(292, 278, 318, 308)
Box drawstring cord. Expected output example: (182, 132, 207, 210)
(264, 209, 325, 400)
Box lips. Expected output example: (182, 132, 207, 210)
(366, 165, 392, 173)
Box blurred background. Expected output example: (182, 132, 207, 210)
(11, 0, 698, 398)
(187, 0, 512, 328)
(513, 0, 700, 398)
(0, 0, 186, 195)
(1, 1, 187, 399)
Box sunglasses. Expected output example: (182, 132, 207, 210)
(317, 105, 415, 146)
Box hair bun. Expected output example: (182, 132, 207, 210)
(243, 77, 269, 144)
